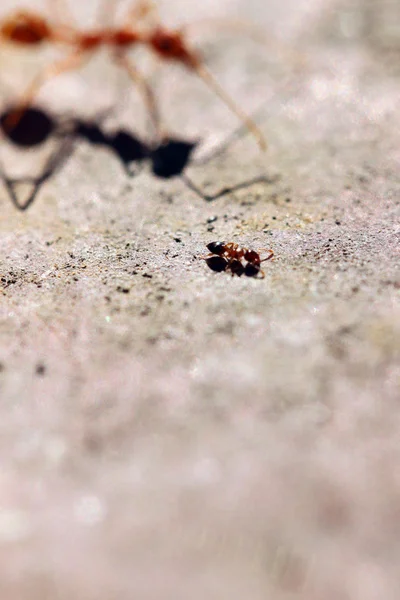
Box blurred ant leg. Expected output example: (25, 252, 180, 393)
(191, 61, 267, 150)
(97, 0, 121, 28)
(47, 0, 78, 27)
(180, 18, 306, 69)
(114, 53, 162, 145)
(189, 103, 270, 167)
(181, 18, 269, 45)
(126, 0, 160, 27)
(4, 50, 87, 131)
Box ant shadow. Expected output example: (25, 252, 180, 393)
(0, 106, 273, 210)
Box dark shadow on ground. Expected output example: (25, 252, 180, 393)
(0, 108, 55, 148)
(0, 105, 273, 209)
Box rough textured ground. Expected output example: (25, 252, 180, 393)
(0, 0, 399, 598)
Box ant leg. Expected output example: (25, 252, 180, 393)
(189, 60, 266, 150)
(4, 50, 87, 131)
(114, 53, 163, 145)
(181, 18, 269, 45)
(180, 18, 306, 69)
(125, 0, 160, 27)
(47, 0, 78, 27)
(97, 0, 121, 28)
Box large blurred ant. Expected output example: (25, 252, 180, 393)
(0, 0, 266, 149)
(203, 241, 274, 278)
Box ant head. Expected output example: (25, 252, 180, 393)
(149, 28, 197, 66)
(244, 249, 260, 264)
(1, 11, 51, 45)
(207, 241, 225, 255)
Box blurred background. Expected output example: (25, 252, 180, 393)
(0, 1, 399, 599)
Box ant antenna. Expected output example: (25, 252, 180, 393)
(258, 249, 274, 263)
(191, 61, 267, 150)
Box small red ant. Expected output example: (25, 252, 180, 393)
(203, 241, 274, 278)
(0, 0, 266, 149)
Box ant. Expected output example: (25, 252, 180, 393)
(0, 0, 266, 149)
(203, 241, 274, 278)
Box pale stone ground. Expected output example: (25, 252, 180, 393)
(0, 0, 399, 598)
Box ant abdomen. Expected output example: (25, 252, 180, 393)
(205, 255, 228, 273)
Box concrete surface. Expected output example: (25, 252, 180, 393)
(0, 0, 399, 598)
